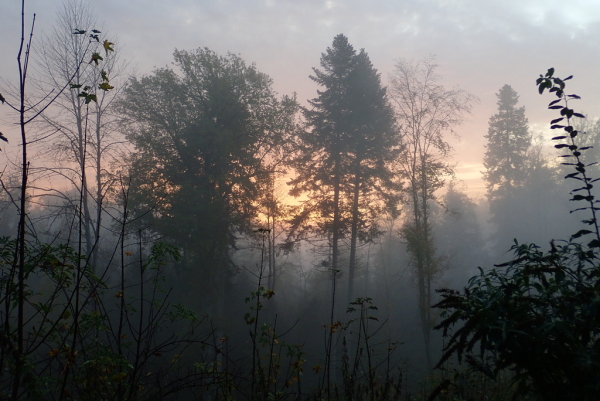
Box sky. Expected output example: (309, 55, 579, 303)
(2, 0, 600, 198)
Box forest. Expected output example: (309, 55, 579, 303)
(0, 1, 599, 400)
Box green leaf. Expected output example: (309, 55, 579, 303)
(546, 67, 555, 78)
(103, 40, 114, 54)
(0, 132, 7, 143)
(70, 84, 82, 89)
(84, 94, 97, 104)
(72, 29, 86, 35)
(0, 92, 4, 104)
(98, 82, 114, 91)
(89, 52, 103, 65)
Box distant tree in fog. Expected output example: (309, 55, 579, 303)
(118, 49, 297, 310)
(572, 116, 600, 178)
(482, 86, 576, 251)
(483, 84, 532, 203)
(436, 182, 488, 286)
(389, 56, 476, 368)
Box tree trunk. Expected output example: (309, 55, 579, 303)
(419, 160, 432, 369)
(326, 154, 341, 398)
(348, 158, 361, 304)
(93, 102, 103, 272)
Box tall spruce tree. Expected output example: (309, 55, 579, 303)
(483, 85, 534, 253)
(289, 34, 397, 302)
(483, 84, 532, 202)
(288, 34, 398, 391)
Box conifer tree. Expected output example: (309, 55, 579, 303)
(483, 85, 538, 252)
(289, 34, 397, 302)
(483, 84, 532, 202)
(289, 34, 397, 393)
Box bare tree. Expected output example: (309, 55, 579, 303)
(32, 0, 127, 269)
(0, 0, 116, 396)
(389, 56, 476, 368)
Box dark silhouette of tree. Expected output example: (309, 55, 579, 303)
(289, 34, 398, 299)
(288, 34, 398, 393)
(343, 50, 400, 303)
(483, 84, 532, 203)
(119, 48, 297, 311)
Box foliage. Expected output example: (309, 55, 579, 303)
(434, 241, 600, 400)
(0, 235, 210, 400)
(0, 3, 217, 399)
(432, 70, 600, 401)
(119, 48, 297, 306)
(342, 297, 402, 401)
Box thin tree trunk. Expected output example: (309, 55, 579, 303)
(326, 155, 341, 399)
(13, 6, 32, 397)
(93, 103, 103, 271)
(72, 70, 93, 258)
(420, 160, 432, 369)
(348, 158, 361, 304)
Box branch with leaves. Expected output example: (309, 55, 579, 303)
(536, 68, 600, 247)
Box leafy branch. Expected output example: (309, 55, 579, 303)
(536, 68, 600, 247)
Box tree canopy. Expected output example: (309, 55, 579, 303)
(119, 48, 298, 302)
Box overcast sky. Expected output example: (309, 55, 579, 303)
(2, 0, 600, 198)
